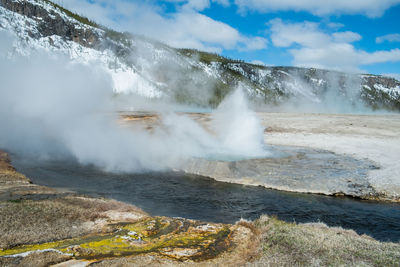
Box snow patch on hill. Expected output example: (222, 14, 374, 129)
(0, 4, 162, 98)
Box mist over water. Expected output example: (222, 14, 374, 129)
(0, 32, 267, 172)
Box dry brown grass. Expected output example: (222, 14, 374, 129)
(0, 197, 102, 249)
(249, 215, 400, 267)
(0, 151, 30, 186)
(235, 219, 262, 262)
(0, 196, 147, 249)
(0, 250, 71, 267)
(0, 150, 147, 250)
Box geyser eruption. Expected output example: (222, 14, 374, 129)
(150, 84, 269, 162)
(210, 84, 268, 159)
(0, 33, 268, 172)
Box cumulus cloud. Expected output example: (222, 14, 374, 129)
(238, 36, 268, 51)
(53, 0, 265, 52)
(326, 22, 345, 30)
(212, 0, 230, 7)
(268, 20, 330, 47)
(181, 0, 210, 11)
(376, 33, 400, 43)
(235, 0, 400, 17)
(332, 31, 362, 43)
(269, 19, 400, 72)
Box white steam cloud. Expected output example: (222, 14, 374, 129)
(0, 32, 267, 172)
(212, 88, 266, 157)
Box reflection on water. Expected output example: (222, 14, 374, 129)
(13, 156, 400, 243)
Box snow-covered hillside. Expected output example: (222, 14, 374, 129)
(0, 0, 168, 98)
(1, 0, 399, 111)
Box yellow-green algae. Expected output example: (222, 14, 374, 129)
(0, 217, 233, 261)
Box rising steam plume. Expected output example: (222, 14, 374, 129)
(0, 31, 267, 172)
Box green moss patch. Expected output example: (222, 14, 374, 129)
(0, 217, 233, 262)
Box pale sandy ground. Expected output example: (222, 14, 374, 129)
(260, 112, 400, 200)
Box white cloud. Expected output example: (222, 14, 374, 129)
(53, 0, 265, 52)
(235, 0, 400, 17)
(376, 33, 400, 43)
(182, 0, 210, 11)
(164, 0, 229, 8)
(212, 0, 230, 7)
(268, 19, 330, 48)
(360, 49, 400, 64)
(383, 73, 400, 81)
(332, 31, 362, 43)
(269, 19, 400, 72)
(239, 36, 268, 51)
(326, 22, 345, 30)
(174, 11, 240, 49)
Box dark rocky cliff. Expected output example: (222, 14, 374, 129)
(0, 0, 100, 47)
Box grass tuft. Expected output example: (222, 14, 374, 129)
(251, 215, 400, 266)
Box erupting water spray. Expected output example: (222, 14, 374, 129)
(0, 33, 269, 172)
(210, 83, 269, 159)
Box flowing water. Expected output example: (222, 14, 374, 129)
(12, 155, 400, 243)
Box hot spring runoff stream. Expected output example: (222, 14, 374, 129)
(12, 152, 400, 243)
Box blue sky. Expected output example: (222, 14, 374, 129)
(56, 0, 400, 78)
